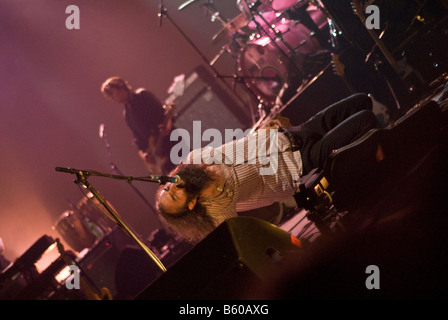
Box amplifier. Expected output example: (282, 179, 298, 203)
(166, 65, 250, 150)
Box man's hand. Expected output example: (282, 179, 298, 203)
(260, 119, 282, 130)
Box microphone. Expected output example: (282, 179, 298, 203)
(147, 175, 181, 185)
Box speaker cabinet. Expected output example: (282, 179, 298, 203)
(167, 65, 251, 149)
(135, 217, 302, 300)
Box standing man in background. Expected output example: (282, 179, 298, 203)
(101, 77, 176, 174)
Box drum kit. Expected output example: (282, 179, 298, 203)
(54, 192, 117, 252)
(185, 0, 330, 107)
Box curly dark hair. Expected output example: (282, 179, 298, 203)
(156, 164, 216, 243)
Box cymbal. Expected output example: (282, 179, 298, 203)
(178, 0, 198, 11)
(211, 13, 248, 45)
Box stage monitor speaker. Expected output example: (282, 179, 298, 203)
(77, 228, 163, 299)
(135, 217, 302, 300)
(167, 65, 250, 149)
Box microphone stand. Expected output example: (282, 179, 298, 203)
(99, 124, 158, 216)
(56, 167, 167, 272)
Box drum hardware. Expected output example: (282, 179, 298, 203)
(215, 72, 284, 110)
(209, 46, 227, 66)
(250, 60, 331, 133)
(237, 0, 272, 20)
(326, 16, 339, 50)
(243, 2, 306, 73)
(247, 10, 284, 31)
(180, 0, 229, 28)
(201, 0, 229, 26)
(212, 31, 251, 66)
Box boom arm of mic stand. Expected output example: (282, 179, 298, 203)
(73, 172, 167, 273)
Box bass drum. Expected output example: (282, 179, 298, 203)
(239, 21, 319, 103)
(239, 42, 291, 103)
